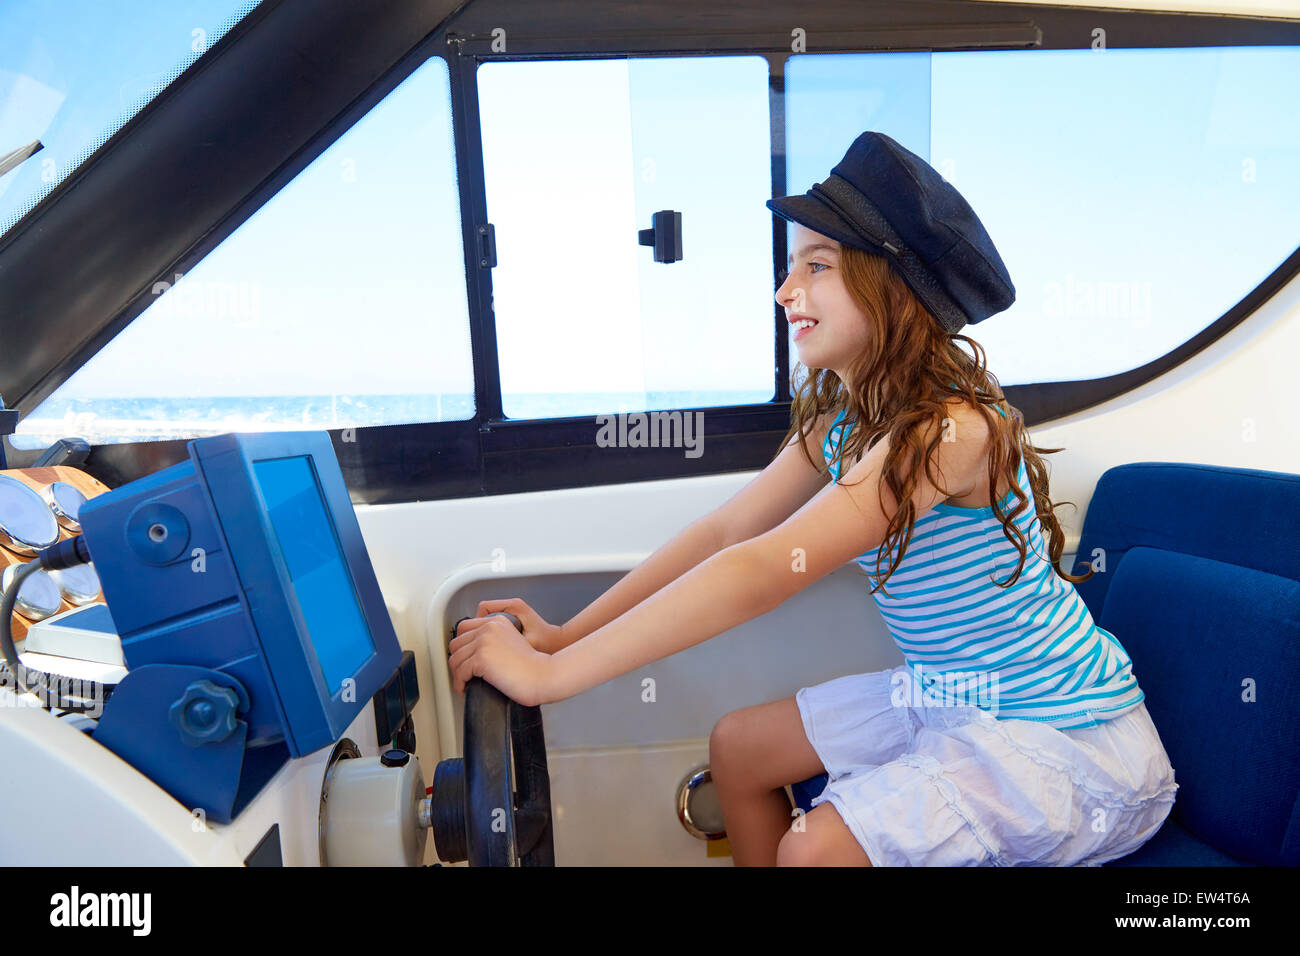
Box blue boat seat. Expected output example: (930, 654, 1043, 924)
(789, 462, 1300, 866)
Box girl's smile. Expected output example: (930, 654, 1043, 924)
(790, 314, 819, 341)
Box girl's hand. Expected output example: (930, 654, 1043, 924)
(447, 614, 559, 707)
(454, 598, 567, 655)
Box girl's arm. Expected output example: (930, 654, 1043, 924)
(545, 404, 988, 702)
(552, 417, 833, 652)
(553, 516, 727, 651)
(548, 541, 777, 700)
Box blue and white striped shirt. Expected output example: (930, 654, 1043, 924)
(823, 407, 1144, 730)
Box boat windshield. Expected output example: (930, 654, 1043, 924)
(0, 0, 263, 240)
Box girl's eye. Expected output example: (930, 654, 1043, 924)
(776, 262, 828, 284)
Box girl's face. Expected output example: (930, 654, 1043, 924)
(775, 223, 872, 383)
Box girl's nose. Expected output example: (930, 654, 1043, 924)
(775, 271, 793, 304)
(777, 275, 805, 311)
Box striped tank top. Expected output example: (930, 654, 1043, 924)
(823, 406, 1144, 730)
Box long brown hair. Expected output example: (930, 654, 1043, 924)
(777, 244, 1093, 598)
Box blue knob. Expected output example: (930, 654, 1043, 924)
(169, 680, 240, 747)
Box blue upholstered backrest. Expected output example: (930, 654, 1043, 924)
(1072, 462, 1300, 866)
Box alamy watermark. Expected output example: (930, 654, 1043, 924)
(150, 270, 262, 325)
(49, 886, 150, 936)
(890, 662, 1000, 714)
(0, 667, 107, 718)
(595, 411, 704, 459)
(1042, 273, 1153, 327)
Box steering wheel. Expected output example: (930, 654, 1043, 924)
(428, 611, 555, 866)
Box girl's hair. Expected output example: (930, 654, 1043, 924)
(776, 243, 1093, 598)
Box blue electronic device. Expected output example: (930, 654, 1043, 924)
(76, 431, 402, 822)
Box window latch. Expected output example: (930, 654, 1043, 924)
(638, 210, 683, 263)
(477, 223, 496, 269)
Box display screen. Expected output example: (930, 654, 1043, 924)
(253, 455, 375, 694)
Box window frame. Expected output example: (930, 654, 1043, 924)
(2, 1, 1298, 505)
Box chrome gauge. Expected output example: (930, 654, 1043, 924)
(42, 481, 88, 532)
(2, 563, 64, 622)
(0, 476, 60, 556)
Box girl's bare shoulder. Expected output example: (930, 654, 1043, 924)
(807, 407, 844, 458)
(939, 396, 993, 444)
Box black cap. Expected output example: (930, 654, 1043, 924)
(767, 131, 1015, 333)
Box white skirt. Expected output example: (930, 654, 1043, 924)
(794, 663, 1179, 866)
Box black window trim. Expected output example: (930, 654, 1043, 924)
(1, 1, 1297, 506)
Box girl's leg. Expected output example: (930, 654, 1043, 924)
(709, 696, 826, 867)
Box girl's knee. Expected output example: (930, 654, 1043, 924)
(776, 828, 811, 866)
(777, 805, 873, 866)
(710, 698, 819, 792)
(708, 710, 748, 771)
(709, 710, 777, 793)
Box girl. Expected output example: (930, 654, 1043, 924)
(448, 131, 1179, 867)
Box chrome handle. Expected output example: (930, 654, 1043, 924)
(676, 764, 727, 841)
